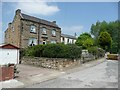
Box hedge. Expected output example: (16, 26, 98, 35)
(23, 44, 82, 59)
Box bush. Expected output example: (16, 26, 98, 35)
(24, 45, 45, 57)
(43, 44, 64, 58)
(43, 44, 82, 59)
(66, 44, 82, 59)
(23, 44, 82, 59)
(88, 46, 105, 59)
(20, 48, 26, 59)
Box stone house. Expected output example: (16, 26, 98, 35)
(61, 34, 76, 44)
(5, 9, 61, 48)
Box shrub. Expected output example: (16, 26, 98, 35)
(66, 44, 82, 59)
(20, 48, 26, 59)
(88, 46, 105, 59)
(43, 44, 64, 58)
(23, 44, 82, 59)
(24, 45, 45, 57)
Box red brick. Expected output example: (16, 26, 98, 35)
(0, 66, 14, 81)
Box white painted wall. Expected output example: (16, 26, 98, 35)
(0, 49, 19, 65)
(61, 37, 76, 44)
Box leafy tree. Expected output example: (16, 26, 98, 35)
(75, 32, 94, 49)
(91, 21, 101, 40)
(82, 38, 94, 49)
(98, 31, 112, 51)
(90, 20, 120, 53)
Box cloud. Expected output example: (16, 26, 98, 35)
(16, 0, 60, 16)
(61, 25, 84, 36)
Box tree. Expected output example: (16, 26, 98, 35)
(90, 20, 120, 53)
(98, 31, 112, 51)
(75, 33, 94, 49)
(82, 38, 94, 49)
(90, 21, 101, 40)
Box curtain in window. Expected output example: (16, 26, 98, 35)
(28, 38, 37, 46)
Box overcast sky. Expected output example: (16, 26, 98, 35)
(1, 1, 118, 44)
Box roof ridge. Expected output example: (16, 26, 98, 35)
(21, 13, 41, 21)
(21, 13, 60, 28)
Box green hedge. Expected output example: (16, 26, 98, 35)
(23, 44, 82, 59)
(24, 45, 45, 57)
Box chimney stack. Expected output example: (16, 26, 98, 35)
(52, 21, 56, 24)
(16, 9, 21, 14)
(8, 23, 12, 28)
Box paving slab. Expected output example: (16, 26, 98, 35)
(0, 79, 24, 88)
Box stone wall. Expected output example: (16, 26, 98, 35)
(21, 57, 81, 70)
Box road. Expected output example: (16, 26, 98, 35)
(26, 59, 118, 88)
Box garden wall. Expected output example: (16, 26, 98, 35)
(0, 66, 14, 81)
(21, 57, 81, 70)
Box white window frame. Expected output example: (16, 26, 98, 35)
(51, 40, 56, 44)
(42, 28, 47, 34)
(30, 25, 36, 33)
(28, 37, 37, 46)
(52, 29, 56, 36)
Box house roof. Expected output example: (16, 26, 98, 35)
(0, 44, 19, 49)
(61, 34, 76, 39)
(21, 13, 61, 29)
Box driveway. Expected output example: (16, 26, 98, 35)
(16, 64, 62, 87)
(17, 64, 59, 78)
(26, 60, 118, 88)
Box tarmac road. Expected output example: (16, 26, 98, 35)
(26, 59, 118, 88)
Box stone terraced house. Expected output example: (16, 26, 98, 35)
(5, 9, 61, 48)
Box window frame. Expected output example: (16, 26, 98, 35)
(52, 29, 56, 36)
(42, 27, 47, 35)
(30, 25, 36, 33)
(28, 37, 37, 46)
(51, 40, 56, 44)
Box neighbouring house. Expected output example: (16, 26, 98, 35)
(0, 44, 19, 65)
(5, 9, 61, 48)
(61, 34, 76, 44)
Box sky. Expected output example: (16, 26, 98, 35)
(0, 1, 118, 44)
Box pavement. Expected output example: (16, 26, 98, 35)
(0, 58, 106, 88)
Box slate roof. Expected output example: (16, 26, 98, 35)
(61, 34, 76, 39)
(21, 13, 60, 29)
